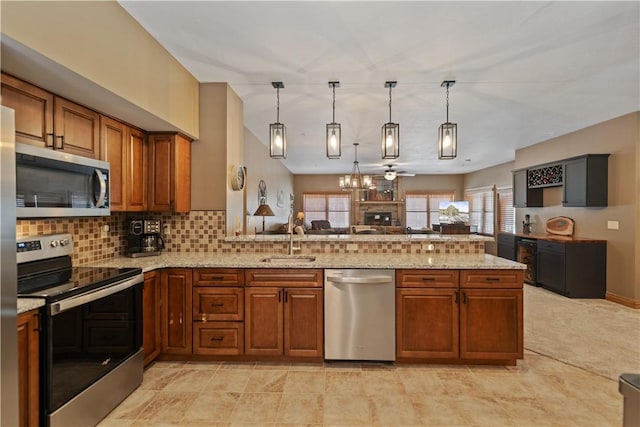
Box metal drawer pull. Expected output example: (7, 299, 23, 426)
(209, 276, 225, 281)
(210, 303, 224, 307)
(454, 291, 459, 304)
(210, 337, 224, 342)
(485, 277, 500, 282)
(462, 292, 467, 304)
(422, 277, 436, 281)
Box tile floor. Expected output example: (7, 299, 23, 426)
(99, 285, 638, 426)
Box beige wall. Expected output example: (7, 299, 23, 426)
(464, 161, 515, 190)
(244, 129, 293, 233)
(225, 86, 245, 235)
(1, 1, 199, 137)
(515, 112, 639, 300)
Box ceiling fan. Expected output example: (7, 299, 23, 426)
(382, 164, 415, 181)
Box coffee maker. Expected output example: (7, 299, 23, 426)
(126, 219, 165, 257)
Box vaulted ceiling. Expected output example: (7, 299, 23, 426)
(120, 1, 639, 175)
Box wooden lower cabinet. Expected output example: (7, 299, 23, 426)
(161, 268, 193, 355)
(396, 269, 523, 363)
(143, 271, 161, 365)
(244, 269, 323, 359)
(17, 310, 39, 427)
(396, 288, 459, 359)
(192, 269, 244, 356)
(459, 288, 523, 360)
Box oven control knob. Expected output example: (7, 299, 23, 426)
(60, 239, 70, 247)
(50, 240, 58, 248)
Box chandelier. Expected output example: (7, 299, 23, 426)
(339, 143, 371, 190)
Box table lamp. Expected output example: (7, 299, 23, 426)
(253, 203, 275, 233)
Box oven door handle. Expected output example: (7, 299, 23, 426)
(49, 273, 143, 316)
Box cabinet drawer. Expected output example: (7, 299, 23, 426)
(245, 269, 323, 287)
(497, 233, 517, 245)
(396, 270, 459, 288)
(193, 287, 244, 321)
(460, 270, 524, 289)
(193, 269, 244, 286)
(537, 240, 565, 254)
(193, 322, 243, 355)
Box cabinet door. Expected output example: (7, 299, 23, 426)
(17, 310, 39, 427)
(148, 133, 191, 213)
(54, 97, 100, 159)
(396, 288, 459, 359)
(143, 271, 161, 366)
(161, 269, 192, 354)
(1, 72, 54, 147)
(537, 249, 566, 294)
(244, 287, 283, 356)
(100, 116, 126, 211)
(512, 169, 543, 208)
(459, 289, 523, 360)
(284, 288, 323, 358)
(126, 127, 148, 211)
(562, 157, 587, 207)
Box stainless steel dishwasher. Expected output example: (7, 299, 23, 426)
(324, 269, 395, 361)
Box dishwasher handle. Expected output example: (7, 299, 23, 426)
(326, 275, 393, 284)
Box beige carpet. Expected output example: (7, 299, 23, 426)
(524, 284, 640, 380)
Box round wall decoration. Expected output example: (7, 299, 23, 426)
(230, 165, 246, 191)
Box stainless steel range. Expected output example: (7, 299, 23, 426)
(17, 233, 143, 427)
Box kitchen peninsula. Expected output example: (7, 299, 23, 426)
(69, 234, 526, 368)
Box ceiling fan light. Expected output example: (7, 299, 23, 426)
(384, 170, 397, 181)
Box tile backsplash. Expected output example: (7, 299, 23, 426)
(17, 210, 483, 265)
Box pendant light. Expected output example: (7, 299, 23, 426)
(269, 81, 286, 159)
(339, 143, 371, 190)
(381, 81, 399, 159)
(438, 80, 457, 160)
(326, 81, 341, 159)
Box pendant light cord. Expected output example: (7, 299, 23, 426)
(276, 87, 280, 123)
(445, 84, 450, 123)
(332, 84, 336, 123)
(388, 85, 392, 122)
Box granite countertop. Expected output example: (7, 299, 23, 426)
(18, 298, 45, 315)
(226, 233, 494, 243)
(88, 252, 525, 271)
(502, 232, 606, 243)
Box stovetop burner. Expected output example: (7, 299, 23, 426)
(18, 266, 142, 302)
(17, 233, 142, 303)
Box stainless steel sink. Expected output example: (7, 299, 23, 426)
(261, 255, 317, 263)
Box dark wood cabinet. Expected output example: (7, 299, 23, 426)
(17, 309, 39, 427)
(192, 269, 244, 356)
(143, 271, 161, 365)
(562, 154, 609, 207)
(1, 72, 53, 147)
(161, 268, 192, 354)
(244, 269, 323, 359)
(148, 133, 191, 213)
(497, 232, 518, 261)
(513, 169, 543, 208)
(537, 240, 606, 298)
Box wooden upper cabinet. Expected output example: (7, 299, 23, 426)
(126, 127, 148, 211)
(100, 116, 147, 212)
(101, 116, 126, 210)
(148, 133, 191, 213)
(1, 72, 54, 147)
(54, 97, 100, 159)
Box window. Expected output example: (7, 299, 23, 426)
(497, 187, 515, 233)
(405, 192, 455, 229)
(465, 186, 495, 235)
(303, 193, 351, 228)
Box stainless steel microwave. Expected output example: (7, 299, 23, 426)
(15, 143, 110, 218)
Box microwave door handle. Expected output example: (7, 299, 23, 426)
(93, 169, 107, 208)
